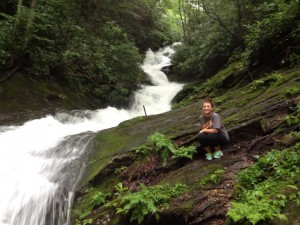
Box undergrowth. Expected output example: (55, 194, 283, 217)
(285, 104, 300, 126)
(134, 132, 196, 167)
(115, 183, 187, 224)
(227, 142, 300, 225)
(198, 169, 225, 188)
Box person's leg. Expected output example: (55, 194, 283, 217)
(212, 134, 228, 158)
(198, 133, 210, 150)
(199, 133, 228, 159)
(198, 133, 213, 160)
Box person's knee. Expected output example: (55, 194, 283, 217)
(198, 133, 206, 141)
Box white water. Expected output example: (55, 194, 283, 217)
(0, 44, 183, 225)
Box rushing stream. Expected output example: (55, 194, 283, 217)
(0, 44, 183, 225)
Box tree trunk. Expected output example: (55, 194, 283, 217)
(179, 0, 187, 41)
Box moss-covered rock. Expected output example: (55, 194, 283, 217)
(0, 72, 101, 125)
(71, 65, 300, 225)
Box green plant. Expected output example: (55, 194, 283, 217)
(285, 115, 299, 126)
(116, 183, 187, 224)
(114, 166, 127, 174)
(213, 96, 227, 104)
(82, 219, 94, 225)
(79, 210, 92, 220)
(250, 73, 283, 91)
(91, 191, 111, 207)
(292, 131, 300, 140)
(133, 145, 155, 156)
(227, 143, 300, 224)
(75, 218, 94, 225)
(286, 53, 300, 66)
(285, 105, 300, 126)
(250, 79, 265, 91)
(199, 169, 225, 188)
(135, 132, 196, 167)
(171, 146, 197, 160)
(227, 192, 289, 224)
(114, 182, 129, 196)
(284, 87, 300, 97)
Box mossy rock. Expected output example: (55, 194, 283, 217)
(0, 72, 101, 124)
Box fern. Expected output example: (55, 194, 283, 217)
(228, 143, 300, 224)
(199, 169, 225, 188)
(116, 183, 187, 224)
(285, 105, 300, 126)
(134, 132, 196, 167)
(171, 146, 197, 160)
(91, 191, 111, 207)
(114, 182, 129, 196)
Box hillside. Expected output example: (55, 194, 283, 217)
(71, 64, 300, 225)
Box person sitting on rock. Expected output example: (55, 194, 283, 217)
(198, 98, 229, 160)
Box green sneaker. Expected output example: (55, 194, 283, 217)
(205, 153, 213, 160)
(213, 151, 223, 159)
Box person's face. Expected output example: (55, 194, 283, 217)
(202, 102, 213, 115)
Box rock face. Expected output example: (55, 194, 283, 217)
(72, 66, 300, 225)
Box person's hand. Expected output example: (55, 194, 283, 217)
(199, 129, 206, 134)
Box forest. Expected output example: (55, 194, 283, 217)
(1, 1, 300, 225)
(1, 0, 298, 108)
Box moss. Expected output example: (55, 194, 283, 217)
(158, 158, 235, 187)
(217, 67, 300, 128)
(71, 64, 300, 224)
(118, 116, 148, 128)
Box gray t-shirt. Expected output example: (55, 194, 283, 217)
(199, 112, 229, 141)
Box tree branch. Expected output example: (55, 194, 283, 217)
(65, 72, 97, 84)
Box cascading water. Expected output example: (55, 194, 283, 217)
(0, 44, 183, 225)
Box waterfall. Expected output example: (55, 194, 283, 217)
(0, 44, 183, 225)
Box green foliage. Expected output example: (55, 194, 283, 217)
(75, 218, 93, 225)
(134, 132, 196, 167)
(250, 73, 283, 91)
(0, 0, 180, 106)
(83, 219, 93, 225)
(172, 29, 233, 80)
(79, 210, 92, 220)
(149, 132, 174, 166)
(172, 0, 299, 82)
(286, 52, 300, 67)
(199, 169, 225, 188)
(0, 13, 14, 67)
(114, 182, 129, 196)
(227, 143, 300, 224)
(285, 115, 299, 126)
(116, 183, 187, 224)
(227, 193, 289, 225)
(242, 0, 299, 68)
(284, 87, 300, 97)
(285, 105, 300, 126)
(134, 145, 155, 156)
(114, 166, 127, 175)
(292, 131, 300, 140)
(171, 146, 197, 160)
(91, 191, 111, 207)
(60, 21, 145, 106)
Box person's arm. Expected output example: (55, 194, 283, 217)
(199, 114, 222, 134)
(199, 128, 219, 134)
